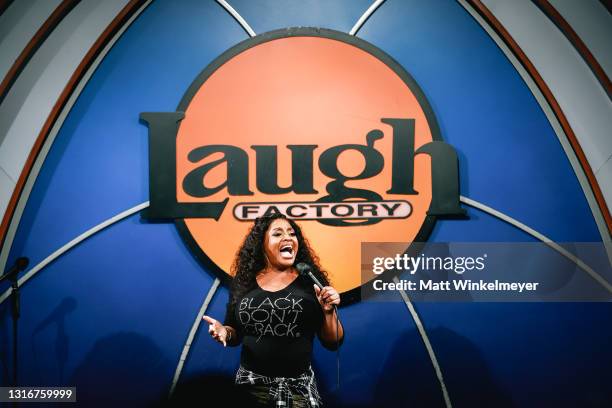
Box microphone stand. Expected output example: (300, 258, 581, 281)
(0, 257, 29, 387)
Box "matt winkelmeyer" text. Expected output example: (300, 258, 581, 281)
(373, 279, 539, 292)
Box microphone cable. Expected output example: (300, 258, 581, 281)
(296, 263, 341, 391)
(334, 304, 340, 391)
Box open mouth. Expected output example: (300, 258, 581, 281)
(279, 244, 294, 259)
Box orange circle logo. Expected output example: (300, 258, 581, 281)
(140, 28, 465, 301)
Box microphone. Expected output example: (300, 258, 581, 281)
(296, 262, 324, 289)
(296, 262, 336, 313)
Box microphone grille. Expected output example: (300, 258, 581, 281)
(296, 262, 311, 275)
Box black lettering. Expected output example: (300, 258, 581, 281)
(381, 202, 401, 216)
(331, 204, 353, 217)
(241, 205, 259, 218)
(317, 130, 384, 226)
(251, 145, 318, 194)
(357, 204, 378, 216)
(263, 206, 281, 216)
(310, 204, 329, 217)
(139, 112, 228, 220)
(382, 118, 417, 195)
(286, 205, 307, 218)
(183, 145, 252, 197)
(416, 142, 466, 217)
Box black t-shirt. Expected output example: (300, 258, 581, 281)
(224, 275, 324, 377)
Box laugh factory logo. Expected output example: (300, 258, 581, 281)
(140, 28, 465, 298)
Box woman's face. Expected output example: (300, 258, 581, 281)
(263, 218, 298, 270)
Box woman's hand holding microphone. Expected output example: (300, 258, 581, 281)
(314, 285, 341, 313)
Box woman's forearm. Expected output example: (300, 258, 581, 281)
(319, 310, 344, 348)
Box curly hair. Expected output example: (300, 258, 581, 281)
(229, 213, 329, 306)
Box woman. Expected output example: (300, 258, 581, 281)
(203, 213, 344, 407)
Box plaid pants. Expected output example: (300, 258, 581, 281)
(235, 365, 322, 407)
